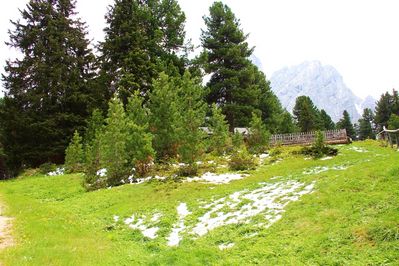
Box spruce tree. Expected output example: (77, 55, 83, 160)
(337, 110, 356, 139)
(1, 0, 99, 171)
(65, 131, 84, 173)
(208, 104, 231, 155)
(293, 96, 322, 132)
(358, 108, 375, 140)
(278, 111, 298, 133)
(99, 0, 187, 103)
(320, 109, 335, 130)
(201, 2, 262, 129)
(177, 72, 207, 164)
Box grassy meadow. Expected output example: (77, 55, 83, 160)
(0, 140, 398, 265)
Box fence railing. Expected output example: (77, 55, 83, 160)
(270, 129, 348, 146)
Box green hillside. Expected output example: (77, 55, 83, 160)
(0, 141, 398, 265)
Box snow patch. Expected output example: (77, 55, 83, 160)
(48, 167, 65, 176)
(191, 180, 315, 237)
(167, 203, 192, 247)
(96, 168, 107, 177)
(124, 213, 162, 239)
(320, 156, 333, 161)
(218, 242, 235, 250)
(303, 165, 349, 175)
(185, 172, 249, 184)
(349, 147, 368, 153)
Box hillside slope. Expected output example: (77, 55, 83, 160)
(0, 141, 398, 265)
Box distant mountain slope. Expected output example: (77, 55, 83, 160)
(270, 61, 374, 122)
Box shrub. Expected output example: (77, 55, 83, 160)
(229, 146, 256, 171)
(231, 132, 244, 148)
(208, 104, 231, 155)
(39, 163, 57, 175)
(177, 164, 198, 177)
(301, 131, 338, 158)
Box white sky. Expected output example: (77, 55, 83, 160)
(1, 0, 399, 99)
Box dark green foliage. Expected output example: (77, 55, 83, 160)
(228, 146, 256, 171)
(99, 0, 187, 103)
(320, 109, 335, 130)
(388, 114, 399, 130)
(177, 164, 199, 177)
(64, 131, 84, 173)
(208, 104, 231, 155)
(248, 112, 270, 154)
(358, 108, 375, 140)
(201, 2, 267, 129)
(374, 90, 399, 131)
(39, 163, 57, 175)
(301, 131, 338, 159)
(293, 96, 322, 132)
(337, 110, 356, 139)
(84, 109, 105, 146)
(1, 0, 100, 171)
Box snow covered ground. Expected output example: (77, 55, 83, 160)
(118, 179, 315, 246)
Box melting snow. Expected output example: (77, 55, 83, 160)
(96, 168, 107, 177)
(48, 167, 65, 176)
(320, 156, 333, 160)
(118, 180, 315, 246)
(191, 180, 315, 237)
(218, 243, 235, 250)
(167, 203, 192, 246)
(185, 172, 249, 184)
(124, 213, 162, 239)
(303, 165, 349, 175)
(349, 147, 368, 153)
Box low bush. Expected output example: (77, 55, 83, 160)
(229, 146, 256, 171)
(301, 131, 338, 158)
(39, 163, 57, 175)
(177, 164, 198, 177)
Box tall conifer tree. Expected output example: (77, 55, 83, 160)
(337, 110, 356, 139)
(99, 0, 187, 103)
(201, 2, 261, 129)
(1, 0, 98, 170)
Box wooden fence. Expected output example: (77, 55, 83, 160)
(270, 129, 348, 146)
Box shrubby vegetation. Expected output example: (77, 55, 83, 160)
(301, 131, 338, 158)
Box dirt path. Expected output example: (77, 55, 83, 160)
(0, 204, 13, 250)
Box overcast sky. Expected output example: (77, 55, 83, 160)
(1, 0, 399, 99)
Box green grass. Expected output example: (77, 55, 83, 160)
(0, 140, 398, 265)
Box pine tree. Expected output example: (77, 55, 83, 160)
(177, 71, 207, 164)
(149, 73, 181, 160)
(293, 96, 322, 132)
(277, 111, 298, 133)
(320, 109, 335, 130)
(201, 2, 262, 130)
(1, 0, 99, 171)
(125, 92, 155, 176)
(208, 104, 231, 155)
(65, 131, 84, 173)
(248, 112, 270, 154)
(374, 92, 393, 130)
(337, 110, 355, 139)
(99, 97, 130, 185)
(84, 109, 105, 146)
(358, 108, 375, 140)
(99, 0, 187, 103)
